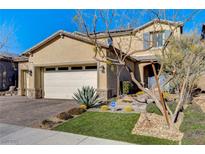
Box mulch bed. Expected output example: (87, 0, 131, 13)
(32, 107, 85, 129)
(132, 113, 184, 141)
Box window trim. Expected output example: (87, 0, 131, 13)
(85, 65, 97, 70)
(58, 67, 69, 71)
(149, 30, 166, 48)
(71, 66, 83, 71)
(45, 67, 56, 72)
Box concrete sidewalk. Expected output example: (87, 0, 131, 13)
(0, 123, 131, 145)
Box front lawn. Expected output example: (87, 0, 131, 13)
(180, 103, 205, 144)
(54, 112, 177, 144)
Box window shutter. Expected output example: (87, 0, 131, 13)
(143, 32, 150, 49)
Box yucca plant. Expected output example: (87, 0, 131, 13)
(73, 86, 102, 108)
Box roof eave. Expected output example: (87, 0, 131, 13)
(22, 30, 109, 56)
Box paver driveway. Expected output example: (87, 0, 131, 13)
(0, 96, 78, 127)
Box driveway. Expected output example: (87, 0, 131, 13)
(0, 96, 78, 127)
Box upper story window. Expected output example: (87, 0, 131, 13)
(143, 30, 171, 49)
(107, 38, 113, 46)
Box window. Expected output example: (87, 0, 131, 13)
(45, 68, 56, 71)
(58, 67, 68, 71)
(85, 66, 97, 70)
(71, 66, 82, 70)
(150, 31, 163, 48)
(143, 30, 171, 49)
(107, 38, 113, 46)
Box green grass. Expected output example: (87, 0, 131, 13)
(146, 102, 177, 115)
(54, 112, 177, 144)
(180, 103, 205, 144)
(147, 103, 162, 115)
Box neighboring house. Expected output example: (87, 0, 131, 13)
(18, 19, 183, 100)
(0, 55, 18, 91)
(201, 24, 205, 40)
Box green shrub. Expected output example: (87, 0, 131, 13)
(122, 81, 133, 94)
(136, 91, 145, 95)
(73, 86, 102, 108)
(100, 105, 109, 111)
(124, 105, 134, 112)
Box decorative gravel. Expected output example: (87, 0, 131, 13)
(132, 113, 184, 141)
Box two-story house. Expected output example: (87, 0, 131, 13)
(17, 19, 183, 100)
(91, 19, 183, 88)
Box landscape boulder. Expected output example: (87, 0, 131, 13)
(68, 107, 86, 115)
(56, 112, 73, 120)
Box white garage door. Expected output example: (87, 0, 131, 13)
(44, 70, 97, 99)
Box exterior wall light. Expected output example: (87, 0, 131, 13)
(28, 70, 32, 76)
(99, 65, 105, 73)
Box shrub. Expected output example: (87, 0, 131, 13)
(73, 86, 102, 108)
(124, 105, 133, 112)
(136, 91, 145, 95)
(122, 99, 133, 103)
(122, 81, 133, 94)
(56, 112, 73, 120)
(68, 107, 86, 115)
(41, 119, 56, 128)
(100, 105, 109, 111)
(163, 92, 170, 100)
(79, 104, 87, 110)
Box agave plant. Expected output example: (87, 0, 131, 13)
(73, 86, 102, 108)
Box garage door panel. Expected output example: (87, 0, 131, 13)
(44, 70, 97, 99)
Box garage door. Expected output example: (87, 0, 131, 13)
(44, 69, 97, 99)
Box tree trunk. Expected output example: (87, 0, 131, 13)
(172, 67, 190, 123)
(116, 66, 123, 98)
(116, 66, 120, 97)
(151, 63, 170, 127)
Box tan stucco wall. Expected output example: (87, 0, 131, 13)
(98, 23, 182, 57)
(30, 36, 98, 66)
(98, 22, 182, 90)
(18, 35, 113, 99)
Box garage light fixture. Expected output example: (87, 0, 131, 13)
(28, 70, 32, 76)
(99, 65, 105, 73)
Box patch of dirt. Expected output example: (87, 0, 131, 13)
(132, 113, 184, 141)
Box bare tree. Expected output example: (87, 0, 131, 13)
(0, 23, 14, 53)
(74, 9, 201, 127)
